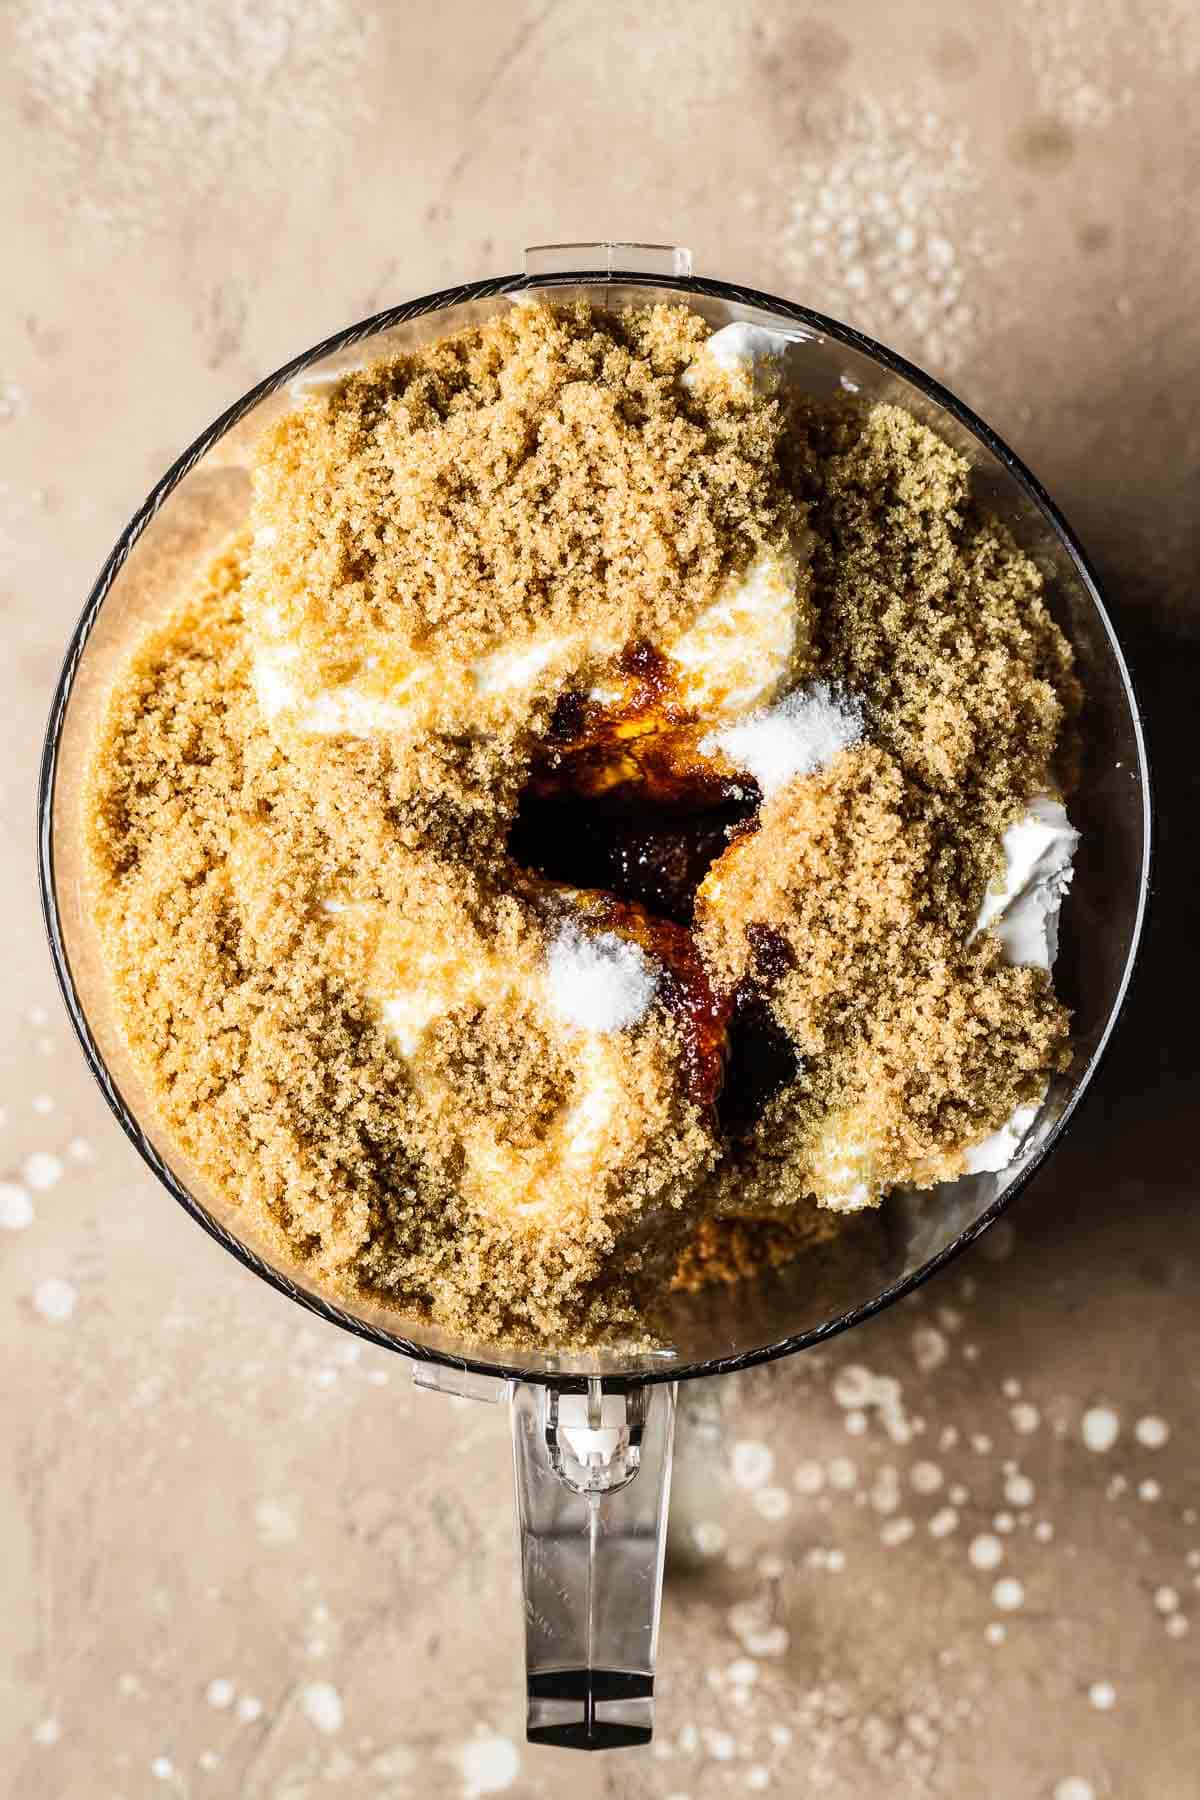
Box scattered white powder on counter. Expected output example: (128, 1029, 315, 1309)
(700, 683, 863, 799)
(969, 1534, 1004, 1572)
(732, 1441, 775, 1491)
(456, 1730, 521, 1795)
(776, 93, 992, 374)
(1134, 1415, 1170, 1449)
(33, 1277, 77, 1321)
(23, 1151, 64, 1191)
(1087, 1681, 1116, 1711)
(992, 1577, 1025, 1611)
(544, 926, 658, 1033)
(972, 797, 1079, 969)
(1081, 1407, 1120, 1453)
(13, 0, 375, 240)
(205, 1678, 235, 1710)
(912, 1327, 949, 1374)
(0, 1182, 34, 1229)
(795, 1460, 825, 1495)
(300, 1681, 344, 1734)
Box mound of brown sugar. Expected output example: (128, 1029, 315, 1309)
(86, 301, 1081, 1340)
(782, 398, 1080, 908)
(696, 745, 1070, 1216)
(250, 300, 799, 681)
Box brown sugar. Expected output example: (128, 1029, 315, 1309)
(85, 301, 1080, 1343)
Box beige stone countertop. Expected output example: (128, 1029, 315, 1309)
(2, 2, 1197, 1795)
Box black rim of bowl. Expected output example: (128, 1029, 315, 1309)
(37, 269, 1154, 1393)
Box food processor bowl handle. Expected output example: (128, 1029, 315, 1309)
(509, 1378, 677, 1750)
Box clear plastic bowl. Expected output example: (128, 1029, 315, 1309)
(39, 245, 1151, 1749)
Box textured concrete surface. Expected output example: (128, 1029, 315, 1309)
(2, 3, 1198, 1795)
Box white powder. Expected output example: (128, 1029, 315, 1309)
(254, 1498, 299, 1545)
(33, 1277, 77, 1322)
(992, 1578, 1025, 1611)
(205, 1678, 235, 1709)
(0, 1182, 34, 1230)
(456, 1731, 520, 1795)
(794, 1460, 825, 1495)
(1134, 1415, 1170, 1449)
(23, 1151, 64, 1191)
(880, 1516, 915, 1548)
(776, 93, 994, 373)
(1087, 1681, 1116, 1711)
(969, 1534, 1004, 1572)
(300, 1681, 344, 1734)
(544, 926, 657, 1034)
(831, 1364, 912, 1444)
(912, 1327, 949, 1374)
(700, 683, 862, 799)
(1017, 0, 1200, 136)
(1081, 1406, 1120, 1453)
(13, 0, 375, 240)
(732, 1440, 775, 1491)
(692, 1520, 727, 1557)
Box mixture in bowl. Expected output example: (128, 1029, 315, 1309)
(87, 301, 1080, 1345)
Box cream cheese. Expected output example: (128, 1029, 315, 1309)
(972, 796, 1080, 970)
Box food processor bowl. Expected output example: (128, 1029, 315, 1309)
(39, 244, 1151, 1749)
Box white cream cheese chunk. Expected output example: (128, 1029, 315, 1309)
(665, 546, 807, 716)
(250, 617, 578, 742)
(960, 796, 1079, 1175)
(962, 1089, 1047, 1175)
(683, 322, 810, 395)
(973, 796, 1080, 971)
